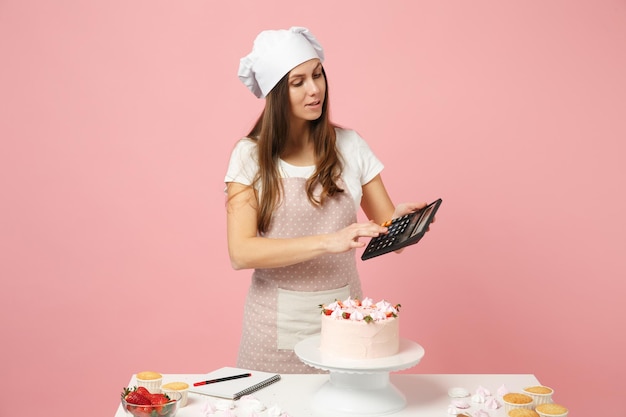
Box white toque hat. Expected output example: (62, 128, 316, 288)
(238, 26, 325, 98)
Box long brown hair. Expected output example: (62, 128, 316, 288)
(247, 67, 344, 233)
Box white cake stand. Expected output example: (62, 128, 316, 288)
(294, 336, 425, 416)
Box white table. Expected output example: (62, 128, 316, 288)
(115, 373, 540, 417)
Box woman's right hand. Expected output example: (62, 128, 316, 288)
(324, 221, 388, 254)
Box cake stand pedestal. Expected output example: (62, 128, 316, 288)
(294, 336, 425, 416)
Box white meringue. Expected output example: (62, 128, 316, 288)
(239, 395, 267, 413)
(471, 393, 486, 404)
(451, 399, 470, 409)
(266, 404, 287, 417)
(214, 399, 236, 411)
(350, 310, 365, 321)
(484, 396, 501, 409)
(361, 297, 374, 308)
(475, 385, 491, 397)
(448, 387, 471, 398)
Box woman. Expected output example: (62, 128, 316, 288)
(225, 27, 428, 373)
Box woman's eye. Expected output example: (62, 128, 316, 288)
(291, 73, 322, 87)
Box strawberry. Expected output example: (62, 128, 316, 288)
(122, 387, 151, 406)
(150, 394, 170, 404)
(387, 304, 401, 317)
(135, 386, 151, 398)
(126, 392, 151, 406)
(342, 311, 351, 319)
(149, 393, 171, 415)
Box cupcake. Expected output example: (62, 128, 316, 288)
(535, 403, 568, 417)
(522, 385, 553, 406)
(161, 382, 190, 407)
(502, 393, 534, 414)
(136, 371, 163, 394)
(509, 409, 540, 417)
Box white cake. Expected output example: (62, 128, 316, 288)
(319, 297, 400, 359)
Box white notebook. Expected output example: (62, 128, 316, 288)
(188, 367, 281, 400)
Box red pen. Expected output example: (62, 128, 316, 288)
(193, 373, 252, 386)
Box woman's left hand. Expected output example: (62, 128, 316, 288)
(392, 202, 429, 220)
(391, 202, 435, 254)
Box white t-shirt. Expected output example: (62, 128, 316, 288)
(224, 128, 384, 209)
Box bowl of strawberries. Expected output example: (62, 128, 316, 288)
(121, 386, 181, 417)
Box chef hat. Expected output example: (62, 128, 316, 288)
(238, 26, 325, 98)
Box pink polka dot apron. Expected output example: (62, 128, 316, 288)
(236, 177, 362, 373)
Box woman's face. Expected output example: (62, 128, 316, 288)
(287, 59, 326, 123)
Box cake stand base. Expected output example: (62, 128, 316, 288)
(294, 336, 425, 417)
(311, 372, 405, 416)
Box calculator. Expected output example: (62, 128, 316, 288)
(361, 198, 442, 260)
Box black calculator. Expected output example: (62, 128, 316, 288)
(361, 198, 442, 260)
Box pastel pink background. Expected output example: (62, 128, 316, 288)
(1, 1, 624, 416)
